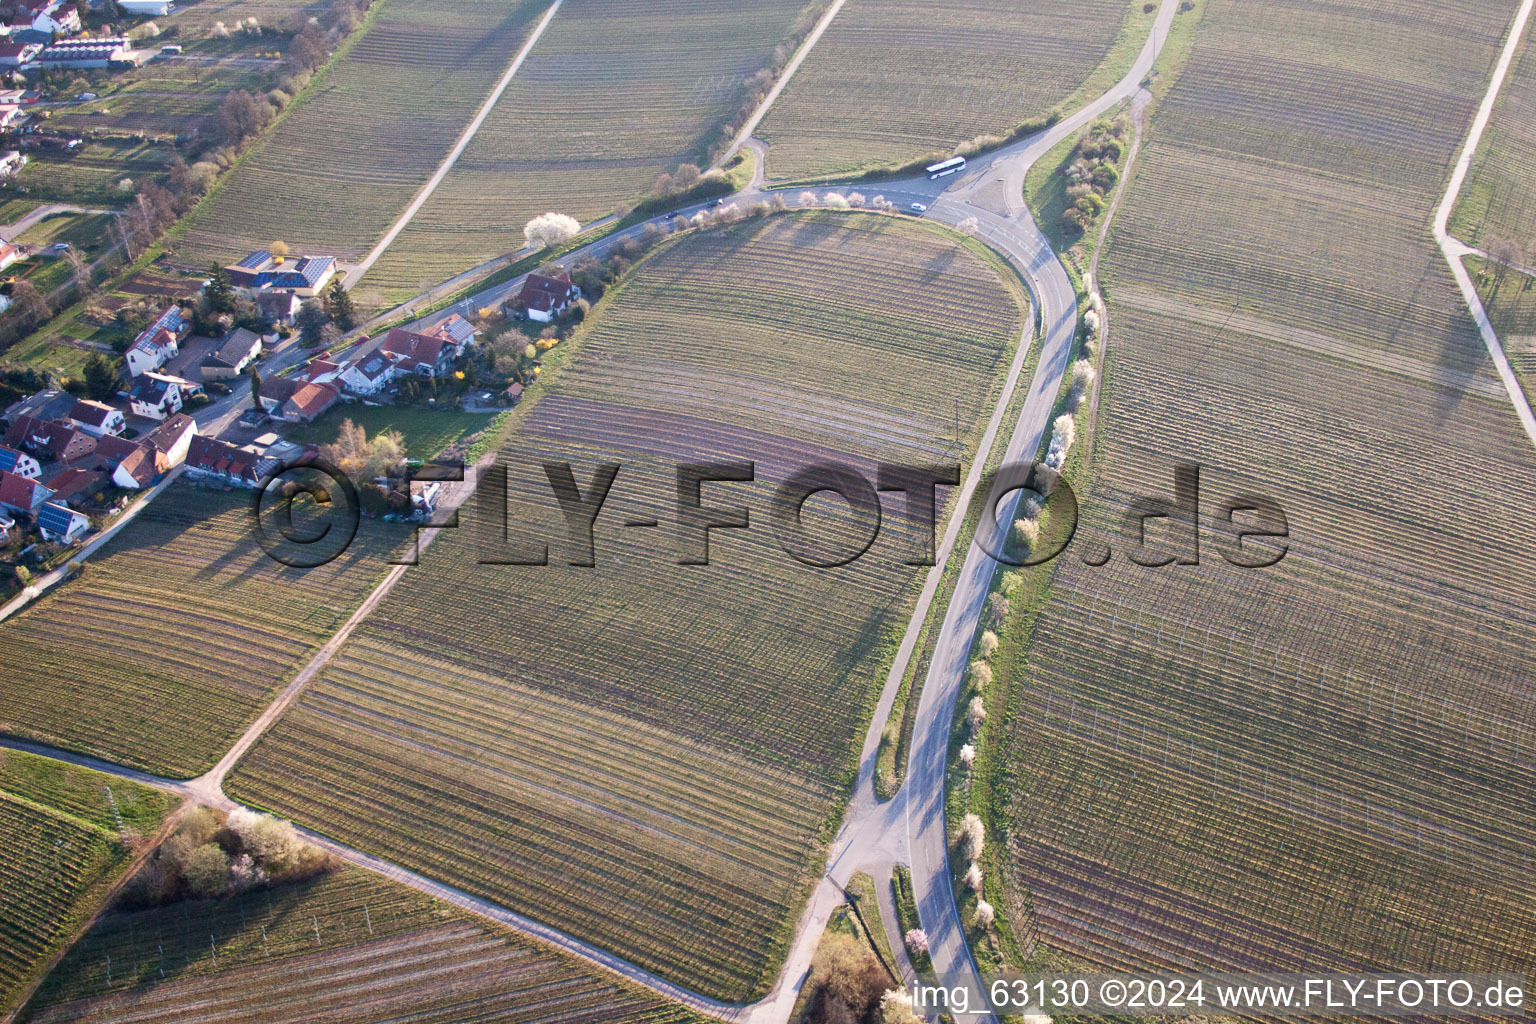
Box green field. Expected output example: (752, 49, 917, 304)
(279, 402, 495, 460)
(178, 0, 549, 267)
(756, 0, 1136, 180)
(358, 0, 812, 304)
(228, 212, 1029, 1000)
(49, 57, 278, 141)
(14, 141, 178, 209)
(0, 485, 411, 778)
(24, 868, 702, 1024)
(0, 752, 175, 1017)
(1451, 24, 1536, 249)
(984, 0, 1536, 979)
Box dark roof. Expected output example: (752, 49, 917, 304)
(36, 501, 85, 537)
(203, 328, 261, 369)
(236, 250, 272, 270)
(5, 389, 76, 424)
(378, 328, 447, 369)
(44, 467, 101, 504)
(258, 376, 302, 404)
(142, 413, 196, 454)
(519, 271, 576, 313)
(6, 415, 96, 463)
(186, 435, 265, 482)
(69, 399, 118, 428)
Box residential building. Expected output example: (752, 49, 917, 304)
(129, 372, 195, 421)
(36, 501, 88, 543)
(0, 444, 40, 479)
(254, 289, 301, 326)
(425, 313, 478, 355)
(141, 412, 197, 467)
(378, 327, 451, 377)
(184, 435, 271, 488)
(67, 399, 125, 438)
(201, 327, 262, 380)
(93, 434, 157, 488)
(125, 306, 187, 377)
(0, 467, 51, 513)
(510, 270, 581, 323)
(5, 415, 96, 465)
(225, 250, 338, 297)
(279, 381, 339, 423)
(338, 350, 395, 395)
(0, 242, 23, 270)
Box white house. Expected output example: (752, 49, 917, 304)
(129, 372, 192, 421)
(68, 399, 125, 438)
(338, 350, 395, 395)
(0, 443, 40, 480)
(124, 306, 187, 378)
(200, 327, 262, 381)
(36, 501, 88, 544)
(0, 243, 24, 271)
(0, 513, 13, 542)
(511, 270, 581, 323)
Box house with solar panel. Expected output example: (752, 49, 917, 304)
(225, 250, 338, 298)
(36, 501, 88, 544)
(125, 306, 188, 378)
(0, 444, 41, 480)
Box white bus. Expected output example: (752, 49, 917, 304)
(926, 156, 966, 180)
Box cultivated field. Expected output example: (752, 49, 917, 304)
(1451, 26, 1536, 249)
(15, 142, 177, 209)
(177, 0, 549, 267)
(0, 485, 410, 778)
(756, 0, 1134, 180)
(230, 213, 1029, 999)
(1470, 257, 1536, 402)
(165, 0, 333, 35)
(358, 0, 811, 303)
(26, 869, 702, 1024)
(991, 0, 1536, 980)
(0, 752, 174, 1017)
(50, 61, 275, 141)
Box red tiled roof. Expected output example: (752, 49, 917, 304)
(0, 468, 48, 510)
(519, 272, 576, 313)
(44, 467, 102, 504)
(378, 328, 448, 369)
(285, 381, 339, 419)
(186, 435, 260, 482)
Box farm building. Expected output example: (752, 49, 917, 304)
(5, 415, 97, 465)
(378, 328, 451, 377)
(509, 270, 581, 323)
(0, 40, 41, 67)
(44, 467, 103, 507)
(201, 328, 262, 380)
(67, 399, 125, 438)
(184, 435, 272, 488)
(125, 306, 187, 377)
(35, 37, 133, 70)
(3, 388, 74, 425)
(0, 468, 51, 513)
(129, 372, 196, 421)
(36, 501, 88, 544)
(0, 444, 40, 479)
(225, 250, 338, 297)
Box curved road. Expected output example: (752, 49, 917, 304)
(2, 5, 1179, 1021)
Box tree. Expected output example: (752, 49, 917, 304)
(83, 353, 118, 401)
(5, 280, 51, 334)
(205, 263, 235, 314)
(325, 277, 356, 331)
(321, 418, 405, 482)
(269, 239, 289, 260)
(523, 212, 580, 250)
(63, 245, 92, 298)
(296, 298, 330, 347)
(181, 843, 230, 897)
(248, 365, 263, 408)
(1486, 235, 1523, 295)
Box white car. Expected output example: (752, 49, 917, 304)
(910, 202, 927, 213)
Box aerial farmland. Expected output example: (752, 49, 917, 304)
(0, 0, 1533, 1020)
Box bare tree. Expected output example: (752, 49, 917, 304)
(1485, 235, 1524, 296)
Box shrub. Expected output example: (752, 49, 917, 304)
(904, 928, 928, 954)
(182, 843, 230, 897)
(958, 813, 985, 859)
(969, 661, 993, 689)
(823, 192, 851, 210)
(985, 592, 1010, 626)
(974, 899, 996, 928)
(798, 190, 818, 207)
(977, 630, 999, 659)
(964, 861, 983, 891)
(960, 743, 976, 769)
(808, 933, 888, 1023)
(957, 216, 980, 235)
(967, 695, 987, 730)
(881, 988, 924, 1024)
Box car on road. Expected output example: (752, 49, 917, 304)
(910, 203, 927, 213)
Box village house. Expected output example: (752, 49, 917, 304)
(0, 512, 12, 542)
(0, 443, 40, 479)
(258, 375, 339, 423)
(509, 270, 581, 323)
(184, 435, 272, 488)
(0, 105, 22, 130)
(142, 412, 197, 467)
(201, 327, 262, 381)
(378, 327, 452, 377)
(225, 250, 338, 297)
(0, 467, 51, 513)
(67, 399, 125, 438)
(93, 434, 157, 488)
(0, 242, 24, 271)
(424, 313, 478, 356)
(36, 501, 88, 544)
(254, 289, 302, 326)
(0, 40, 41, 67)
(125, 306, 188, 377)
(337, 349, 394, 395)
(13, 0, 80, 36)
(129, 372, 197, 421)
(5, 414, 96, 465)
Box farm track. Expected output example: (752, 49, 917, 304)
(0, 2, 1230, 1020)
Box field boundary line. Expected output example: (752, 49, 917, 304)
(718, 0, 850, 166)
(345, 0, 564, 287)
(1433, 0, 1536, 447)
